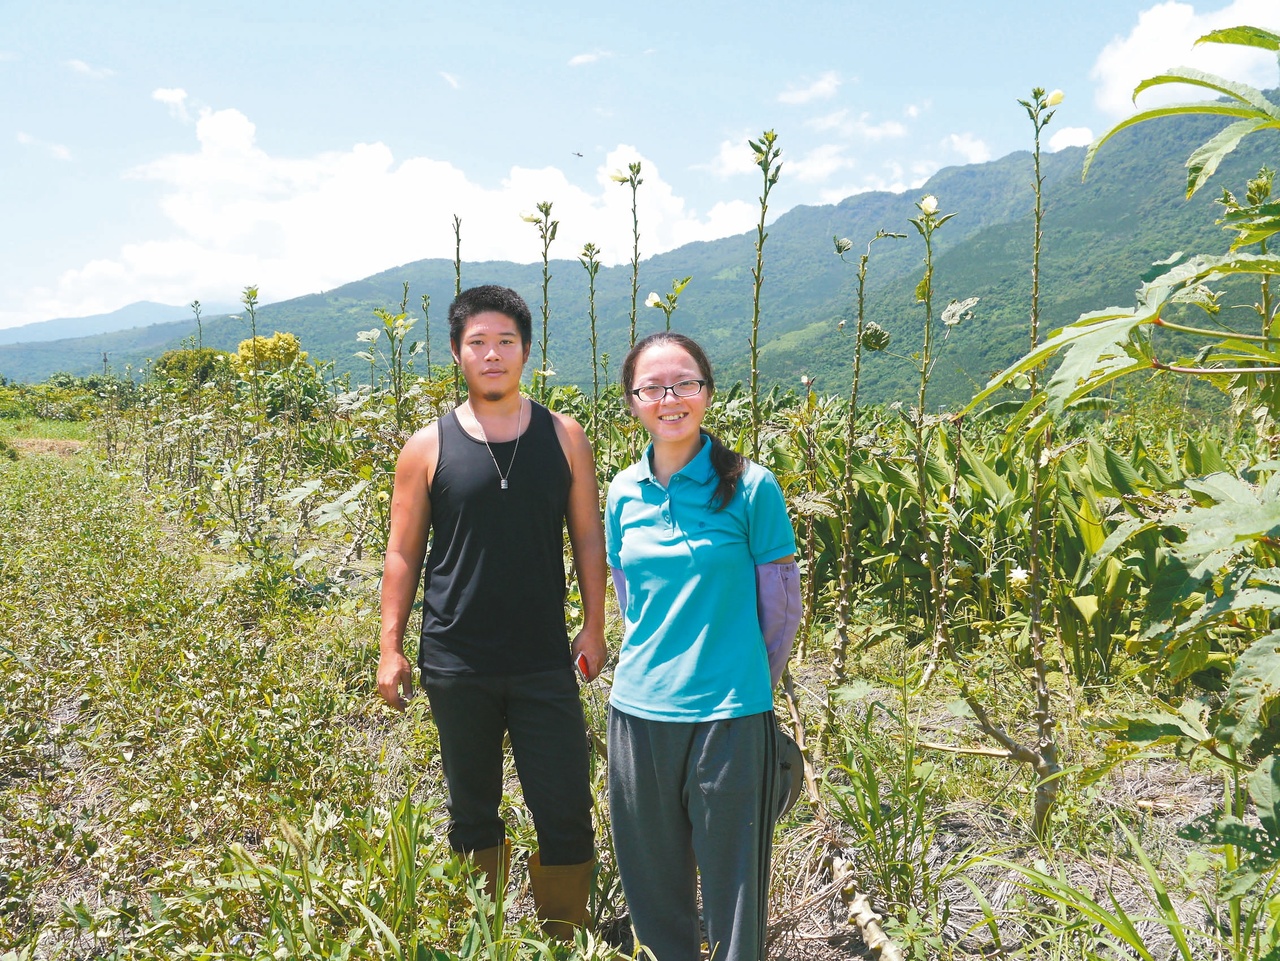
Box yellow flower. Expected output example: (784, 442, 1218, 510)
(1046, 89, 1064, 107)
(520, 211, 541, 223)
(609, 170, 630, 183)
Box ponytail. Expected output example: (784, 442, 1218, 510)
(703, 429, 746, 510)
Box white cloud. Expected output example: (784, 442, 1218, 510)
(3, 115, 760, 326)
(943, 132, 991, 164)
(440, 71, 460, 89)
(904, 103, 921, 119)
(16, 131, 71, 161)
(569, 51, 612, 67)
(1092, 1, 1280, 116)
(152, 88, 190, 122)
(66, 58, 114, 80)
(1049, 126, 1094, 151)
(805, 109, 907, 140)
(697, 137, 760, 178)
(777, 71, 840, 105)
(789, 144, 855, 183)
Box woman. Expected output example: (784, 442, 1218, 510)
(605, 332, 801, 961)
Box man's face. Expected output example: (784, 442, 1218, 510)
(452, 311, 529, 402)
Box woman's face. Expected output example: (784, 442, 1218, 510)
(627, 342, 709, 447)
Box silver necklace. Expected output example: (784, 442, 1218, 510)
(472, 398, 524, 490)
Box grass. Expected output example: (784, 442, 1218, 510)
(0, 433, 1235, 960)
(0, 416, 93, 441)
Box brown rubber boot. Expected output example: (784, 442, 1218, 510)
(468, 839, 512, 903)
(528, 851, 595, 939)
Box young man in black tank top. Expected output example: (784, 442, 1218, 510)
(377, 286, 606, 938)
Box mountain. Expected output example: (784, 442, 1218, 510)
(1, 105, 1274, 407)
(0, 301, 237, 346)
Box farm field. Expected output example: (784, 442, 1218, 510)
(4, 35, 1280, 961)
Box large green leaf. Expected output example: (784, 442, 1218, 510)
(1217, 630, 1280, 750)
(1251, 755, 1280, 839)
(1198, 25, 1280, 52)
(1045, 315, 1152, 416)
(1185, 118, 1276, 198)
(1131, 68, 1280, 119)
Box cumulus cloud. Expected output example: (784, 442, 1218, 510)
(697, 137, 760, 178)
(777, 71, 841, 105)
(1049, 126, 1094, 151)
(943, 133, 991, 164)
(1092, 0, 1280, 116)
(6, 113, 759, 325)
(152, 88, 191, 122)
(569, 51, 612, 66)
(440, 71, 460, 89)
(66, 58, 114, 80)
(16, 131, 71, 161)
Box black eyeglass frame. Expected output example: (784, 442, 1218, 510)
(628, 379, 708, 403)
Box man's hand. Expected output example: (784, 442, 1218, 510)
(570, 628, 607, 683)
(377, 649, 414, 710)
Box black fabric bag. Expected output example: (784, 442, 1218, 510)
(773, 724, 804, 821)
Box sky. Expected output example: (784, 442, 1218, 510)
(3, 0, 1280, 331)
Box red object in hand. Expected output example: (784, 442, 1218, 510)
(576, 651, 590, 679)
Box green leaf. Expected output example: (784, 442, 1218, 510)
(1216, 630, 1280, 750)
(1250, 756, 1280, 839)
(1185, 119, 1275, 198)
(1045, 314, 1152, 416)
(1197, 26, 1280, 53)
(1132, 68, 1280, 119)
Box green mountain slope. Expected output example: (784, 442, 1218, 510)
(3, 105, 1274, 407)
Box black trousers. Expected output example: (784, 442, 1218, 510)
(422, 666, 595, 865)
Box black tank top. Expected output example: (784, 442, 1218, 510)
(418, 401, 573, 676)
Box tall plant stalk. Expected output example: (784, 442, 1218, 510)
(748, 131, 782, 460)
(612, 163, 644, 348)
(580, 242, 602, 438)
(525, 202, 558, 402)
(190, 299, 202, 350)
(824, 231, 899, 754)
(241, 285, 261, 418)
(452, 214, 462, 404)
(419, 294, 431, 373)
(1020, 87, 1063, 836)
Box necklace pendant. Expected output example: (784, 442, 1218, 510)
(500, 478, 509, 490)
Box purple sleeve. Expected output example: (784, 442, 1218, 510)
(757, 561, 801, 687)
(611, 565, 627, 613)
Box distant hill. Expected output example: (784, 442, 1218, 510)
(0, 300, 237, 346)
(2, 103, 1275, 407)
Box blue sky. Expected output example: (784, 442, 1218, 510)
(2, 0, 1278, 330)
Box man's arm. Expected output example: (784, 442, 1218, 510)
(554, 413, 607, 681)
(377, 425, 438, 709)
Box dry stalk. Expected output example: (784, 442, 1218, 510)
(831, 855, 906, 961)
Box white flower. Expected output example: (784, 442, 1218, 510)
(800, 375, 813, 387)
(645, 292, 662, 309)
(1046, 89, 1064, 107)
(941, 296, 979, 327)
(1009, 567, 1030, 587)
(520, 211, 541, 223)
(919, 195, 939, 215)
(609, 170, 630, 183)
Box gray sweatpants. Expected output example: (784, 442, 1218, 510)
(608, 707, 776, 961)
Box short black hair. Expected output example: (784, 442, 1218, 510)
(448, 285, 533, 351)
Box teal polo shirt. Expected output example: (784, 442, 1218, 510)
(606, 436, 797, 722)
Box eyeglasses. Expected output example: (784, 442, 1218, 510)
(629, 379, 707, 403)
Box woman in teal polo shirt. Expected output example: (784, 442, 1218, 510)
(606, 332, 800, 961)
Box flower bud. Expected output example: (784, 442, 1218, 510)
(1046, 89, 1064, 107)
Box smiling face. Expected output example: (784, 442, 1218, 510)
(451, 311, 529, 402)
(627, 341, 710, 450)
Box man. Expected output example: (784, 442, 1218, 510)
(377, 285, 606, 937)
